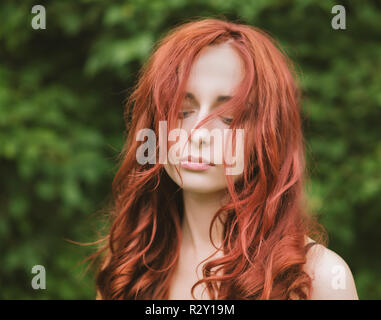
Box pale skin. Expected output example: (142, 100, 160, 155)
(97, 41, 359, 300)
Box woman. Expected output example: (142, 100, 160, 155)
(92, 18, 358, 300)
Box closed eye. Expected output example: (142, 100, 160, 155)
(179, 109, 232, 125)
(221, 117, 233, 125)
(178, 111, 194, 118)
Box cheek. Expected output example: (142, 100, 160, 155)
(179, 117, 194, 131)
(222, 129, 245, 177)
(167, 139, 188, 165)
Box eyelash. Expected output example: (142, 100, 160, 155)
(179, 111, 233, 125)
(179, 111, 193, 118)
(221, 117, 233, 125)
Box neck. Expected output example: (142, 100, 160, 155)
(181, 189, 229, 260)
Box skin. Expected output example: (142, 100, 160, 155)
(303, 238, 359, 300)
(163, 42, 359, 300)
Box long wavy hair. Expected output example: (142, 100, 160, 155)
(86, 17, 328, 300)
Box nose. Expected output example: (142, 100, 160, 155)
(191, 105, 210, 149)
(190, 126, 210, 149)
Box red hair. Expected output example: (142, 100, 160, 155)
(88, 17, 327, 300)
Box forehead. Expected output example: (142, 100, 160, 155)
(182, 43, 245, 99)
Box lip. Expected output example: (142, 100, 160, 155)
(179, 156, 215, 171)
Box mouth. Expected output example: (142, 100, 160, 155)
(179, 156, 215, 171)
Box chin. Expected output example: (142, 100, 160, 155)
(177, 174, 227, 194)
(181, 184, 226, 194)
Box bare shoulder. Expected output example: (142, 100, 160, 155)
(303, 236, 359, 300)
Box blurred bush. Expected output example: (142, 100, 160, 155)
(0, 0, 380, 299)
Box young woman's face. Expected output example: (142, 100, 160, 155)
(163, 42, 245, 194)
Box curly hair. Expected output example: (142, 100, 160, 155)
(85, 17, 327, 300)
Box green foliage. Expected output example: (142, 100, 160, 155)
(1, 0, 380, 299)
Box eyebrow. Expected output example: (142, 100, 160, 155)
(185, 92, 232, 103)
